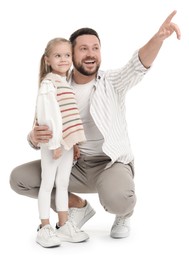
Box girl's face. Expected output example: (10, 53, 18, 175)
(45, 42, 72, 76)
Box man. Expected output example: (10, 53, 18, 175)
(10, 10, 181, 239)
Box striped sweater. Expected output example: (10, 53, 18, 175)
(37, 72, 86, 150)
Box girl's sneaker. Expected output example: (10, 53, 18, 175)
(56, 220, 89, 242)
(36, 224, 61, 248)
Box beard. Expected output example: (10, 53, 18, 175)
(73, 60, 100, 76)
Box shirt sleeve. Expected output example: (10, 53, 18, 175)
(36, 80, 62, 150)
(105, 50, 149, 94)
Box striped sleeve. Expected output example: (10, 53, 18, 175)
(105, 50, 149, 94)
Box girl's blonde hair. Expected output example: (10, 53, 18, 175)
(39, 37, 72, 84)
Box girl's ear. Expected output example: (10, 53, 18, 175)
(44, 56, 49, 65)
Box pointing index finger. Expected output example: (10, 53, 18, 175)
(164, 10, 177, 24)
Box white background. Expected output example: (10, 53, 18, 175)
(1, 0, 189, 259)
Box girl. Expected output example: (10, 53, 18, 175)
(35, 38, 88, 248)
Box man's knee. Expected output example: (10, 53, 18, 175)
(9, 160, 41, 198)
(10, 166, 20, 194)
(100, 189, 136, 216)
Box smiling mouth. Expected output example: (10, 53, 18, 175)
(84, 60, 95, 65)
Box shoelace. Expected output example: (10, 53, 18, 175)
(115, 216, 128, 226)
(68, 219, 81, 232)
(56, 220, 81, 233)
(68, 209, 79, 226)
(69, 208, 77, 220)
(43, 225, 57, 237)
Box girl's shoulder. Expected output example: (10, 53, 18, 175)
(39, 78, 55, 94)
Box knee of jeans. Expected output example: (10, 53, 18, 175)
(100, 190, 136, 216)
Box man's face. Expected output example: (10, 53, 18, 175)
(72, 35, 101, 76)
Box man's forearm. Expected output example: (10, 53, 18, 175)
(138, 33, 163, 69)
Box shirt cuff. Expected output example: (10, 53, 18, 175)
(134, 49, 151, 73)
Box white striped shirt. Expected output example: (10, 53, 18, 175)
(89, 50, 149, 167)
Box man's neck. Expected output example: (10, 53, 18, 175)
(72, 70, 96, 84)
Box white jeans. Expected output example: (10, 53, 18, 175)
(38, 145, 73, 219)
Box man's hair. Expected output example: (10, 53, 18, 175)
(69, 27, 101, 47)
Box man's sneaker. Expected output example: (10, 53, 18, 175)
(36, 224, 61, 248)
(55, 220, 89, 242)
(69, 200, 96, 228)
(110, 216, 130, 239)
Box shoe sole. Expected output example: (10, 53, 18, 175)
(57, 234, 89, 243)
(36, 240, 61, 248)
(77, 209, 96, 228)
(110, 231, 130, 239)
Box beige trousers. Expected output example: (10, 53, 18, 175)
(10, 155, 136, 218)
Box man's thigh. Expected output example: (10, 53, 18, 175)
(68, 155, 111, 193)
(97, 161, 135, 192)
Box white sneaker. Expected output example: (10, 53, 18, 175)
(110, 216, 130, 239)
(36, 224, 61, 248)
(69, 201, 96, 228)
(56, 220, 89, 242)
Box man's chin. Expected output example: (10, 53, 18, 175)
(74, 64, 100, 76)
(83, 66, 99, 76)
(84, 71, 97, 76)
